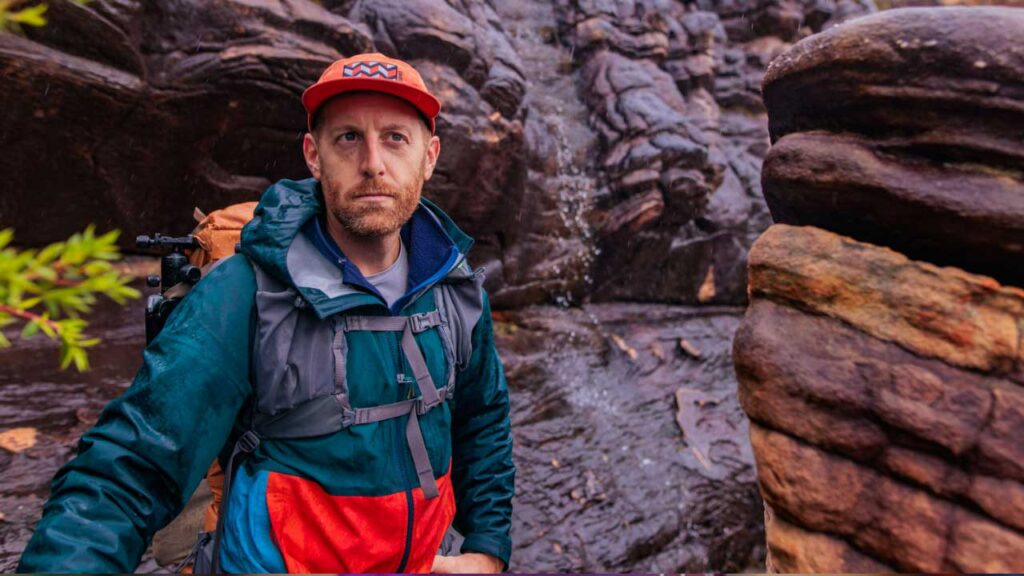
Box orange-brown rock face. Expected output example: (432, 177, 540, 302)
(738, 225, 1024, 572)
(738, 6, 1024, 572)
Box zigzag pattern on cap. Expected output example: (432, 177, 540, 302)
(342, 62, 399, 80)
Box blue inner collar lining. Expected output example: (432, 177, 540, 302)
(305, 204, 460, 312)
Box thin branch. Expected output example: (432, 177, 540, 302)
(0, 303, 63, 333)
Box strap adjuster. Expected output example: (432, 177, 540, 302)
(343, 316, 364, 332)
(341, 408, 357, 428)
(237, 430, 261, 453)
(416, 395, 443, 415)
(409, 313, 430, 334)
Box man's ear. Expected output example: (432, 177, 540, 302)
(303, 132, 322, 180)
(423, 135, 441, 181)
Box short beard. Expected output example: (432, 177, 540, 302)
(327, 177, 422, 238)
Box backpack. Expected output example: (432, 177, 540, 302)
(154, 204, 254, 571)
(151, 203, 483, 573)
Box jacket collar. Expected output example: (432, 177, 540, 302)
(240, 178, 473, 318)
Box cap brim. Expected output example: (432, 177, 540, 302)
(302, 77, 441, 132)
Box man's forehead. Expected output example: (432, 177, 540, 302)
(319, 92, 424, 128)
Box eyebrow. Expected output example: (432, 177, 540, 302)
(380, 123, 415, 133)
(326, 122, 415, 135)
(326, 124, 360, 135)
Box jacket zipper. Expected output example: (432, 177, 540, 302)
(390, 256, 462, 571)
(393, 328, 415, 572)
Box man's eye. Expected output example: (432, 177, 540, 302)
(389, 133, 406, 143)
(339, 132, 358, 142)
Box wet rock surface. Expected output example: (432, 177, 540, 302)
(1, 0, 874, 308)
(762, 7, 1024, 287)
(499, 304, 762, 571)
(0, 277, 761, 572)
(554, 0, 874, 305)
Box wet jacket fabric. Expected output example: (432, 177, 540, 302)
(16, 178, 515, 573)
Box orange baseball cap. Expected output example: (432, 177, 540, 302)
(302, 53, 441, 133)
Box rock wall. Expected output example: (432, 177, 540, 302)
(0, 0, 874, 308)
(736, 7, 1024, 571)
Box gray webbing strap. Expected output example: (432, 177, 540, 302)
(343, 311, 441, 334)
(332, 329, 346, 397)
(406, 409, 438, 499)
(345, 398, 418, 426)
(398, 321, 441, 498)
(402, 323, 442, 408)
(338, 314, 445, 499)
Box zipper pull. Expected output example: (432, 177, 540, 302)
(397, 374, 416, 398)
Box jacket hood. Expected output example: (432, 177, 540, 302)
(239, 177, 474, 316)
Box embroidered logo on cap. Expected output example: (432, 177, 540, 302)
(342, 61, 401, 81)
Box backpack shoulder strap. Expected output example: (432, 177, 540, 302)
(435, 262, 486, 372)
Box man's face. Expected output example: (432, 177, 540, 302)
(303, 92, 440, 238)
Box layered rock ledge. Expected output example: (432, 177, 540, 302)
(739, 6, 1024, 571)
(735, 224, 1024, 572)
(761, 7, 1024, 286)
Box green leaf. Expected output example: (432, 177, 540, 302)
(97, 228, 120, 245)
(8, 3, 47, 27)
(16, 297, 41, 310)
(35, 242, 63, 265)
(0, 229, 12, 250)
(83, 261, 111, 276)
(79, 337, 101, 348)
(33, 266, 56, 281)
(59, 346, 73, 370)
(37, 316, 56, 339)
(72, 347, 89, 371)
(20, 320, 39, 339)
(0, 331, 9, 348)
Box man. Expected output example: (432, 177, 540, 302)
(17, 53, 514, 574)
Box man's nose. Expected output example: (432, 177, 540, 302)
(361, 138, 385, 178)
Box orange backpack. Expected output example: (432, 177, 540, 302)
(186, 202, 258, 269)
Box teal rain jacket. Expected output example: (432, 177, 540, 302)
(16, 178, 515, 573)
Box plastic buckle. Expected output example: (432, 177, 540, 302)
(343, 317, 360, 332)
(341, 409, 356, 428)
(417, 395, 442, 415)
(409, 314, 429, 334)
(237, 430, 261, 453)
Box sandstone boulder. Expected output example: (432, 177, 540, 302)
(735, 224, 1024, 571)
(761, 7, 1024, 287)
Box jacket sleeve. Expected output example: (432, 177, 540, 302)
(450, 290, 515, 569)
(16, 255, 256, 573)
